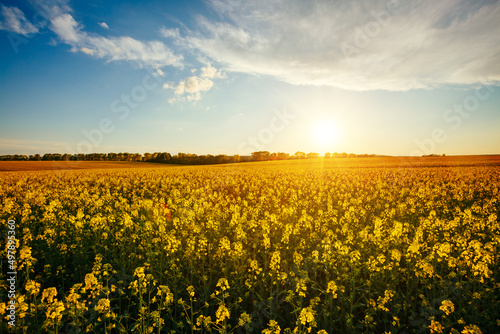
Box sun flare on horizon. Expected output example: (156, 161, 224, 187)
(311, 119, 340, 155)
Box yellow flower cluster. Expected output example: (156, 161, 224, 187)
(440, 300, 455, 316)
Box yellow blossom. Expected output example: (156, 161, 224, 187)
(429, 320, 444, 333)
(41, 287, 58, 304)
(215, 304, 230, 324)
(439, 300, 455, 316)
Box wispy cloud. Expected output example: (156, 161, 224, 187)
(0, 139, 69, 154)
(31, 0, 72, 21)
(0, 139, 173, 155)
(49, 12, 183, 69)
(177, 0, 500, 91)
(159, 26, 180, 38)
(3, 0, 184, 70)
(0, 5, 39, 36)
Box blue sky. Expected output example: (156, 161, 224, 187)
(0, 0, 499, 156)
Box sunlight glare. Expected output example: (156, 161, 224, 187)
(311, 120, 339, 154)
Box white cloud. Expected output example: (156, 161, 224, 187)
(0, 5, 39, 36)
(167, 75, 215, 103)
(172, 76, 213, 96)
(15, 0, 184, 70)
(80, 47, 94, 55)
(201, 63, 225, 78)
(160, 26, 180, 38)
(32, 0, 72, 21)
(51, 13, 81, 43)
(177, 0, 500, 91)
(185, 76, 213, 93)
(48, 13, 183, 68)
(174, 81, 186, 95)
(186, 92, 201, 101)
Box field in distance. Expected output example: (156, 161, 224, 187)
(0, 160, 180, 172)
(1, 154, 499, 172)
(232, 155, 500, 169)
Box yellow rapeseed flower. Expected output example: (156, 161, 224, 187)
(439, 300, 455, 316)
(299, 306, 315, 325)
(326, 281, 338, 298)
(41, 287, 58, 304)
(25, 280, 41, 296)
(45, 300, 65, 322)
(429, 320, 444, 333)
(462, 325, 482, 334)
(215, 304, 230, 324)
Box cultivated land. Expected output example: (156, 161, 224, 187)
(1, 156, 499, 333)
(0, 161, 179, 172)
(1, 154, 499, 172)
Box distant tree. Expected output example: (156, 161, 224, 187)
(252, 151, 271, 161)
(155, 152, 170, 163)
(206, 155, 215, 164)
(307, 152, 320, 159)
(293, 151, 306, 159)
(277, 152, 289, 160)
(215, 154, 229, 164)
(1, 149, 386, 164)
(188, 153, 199, 164)
(177, 153, 187, 163)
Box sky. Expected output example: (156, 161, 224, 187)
(0, 0, 499, 157)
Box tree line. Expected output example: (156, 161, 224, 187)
(0, 151, 380, 164)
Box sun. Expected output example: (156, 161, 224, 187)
(311, 120, 339, 153)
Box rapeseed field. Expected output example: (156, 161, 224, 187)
(1, 160, 499, 333)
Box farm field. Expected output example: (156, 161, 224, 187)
(1, 155, 500, 172)
(0, 161, 180, 172)
(1, 157, 499, 333)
